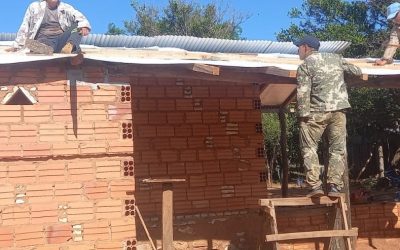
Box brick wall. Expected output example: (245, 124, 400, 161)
(274, 202, 400, 250)
(1, 63, 398, 250)
(131, 78, 267, 215)
(0, 63, 268, 249)
(0, 64, 136, 249)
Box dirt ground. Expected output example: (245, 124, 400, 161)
(357, 238, 400, 250)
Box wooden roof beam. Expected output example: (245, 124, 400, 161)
(105, 62, 296, 84)
(264, 67, 297, 78)
(186, 64, 220, 75)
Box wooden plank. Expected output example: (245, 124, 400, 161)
(267, 202, 279, 250)
(339, 196, 353, 250)
(259, 196, 339, 207)
(266, 228, 358, 242)
(361, 74, 368, 81)
(262, 204, 274, 216)
(265, 67, 297, 78)
(142, 178, 186, 183)
(162, 183, 174, 250)
(188, 64, 220, 75)
(279, 109, 289, 198)
(327, 202, 343, 250)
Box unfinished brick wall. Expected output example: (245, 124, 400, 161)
(131, 78, 267, 215)
(274, 202, 400, 249)
(0, 64, 136, 249)
(0, 63, 268, 249)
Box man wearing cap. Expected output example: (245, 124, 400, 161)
(376, 2, 400, 66)
(5, 0, 91, 55)
(294, 35, 362, 197)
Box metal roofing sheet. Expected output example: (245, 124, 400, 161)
(0, 33, 350, 54)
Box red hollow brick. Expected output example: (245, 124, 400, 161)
(96, 199, 122, 219)
(165, 86, 183, 98)
(45, 224, 72, 244)
(157, 99, 176, 111)
(2, 206, 30, 226)
(96, 160, 121, 179)
(84, 181, 109, 200)
(15, 225, 45, 247)
(147, 86, 165, 97)
(84, 220, 110, 241)
(0, 227, 14, 248)
(110, 218, 136, 240)
(67, 201, 95, 222)
(110, 179, 135, 198)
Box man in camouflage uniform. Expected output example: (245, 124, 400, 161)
(294, 35, 362, 197)
(376, 2, 400, 66)
(5, 0, 91, 55)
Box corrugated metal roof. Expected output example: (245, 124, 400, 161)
(0, 33, 350, 54)
(262, 41, 350, 54)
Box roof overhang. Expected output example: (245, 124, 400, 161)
(0, 45, 399, 108)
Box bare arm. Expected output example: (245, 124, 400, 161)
(376, 27, 399, 65)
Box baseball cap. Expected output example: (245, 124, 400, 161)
(293, 35, 320, 50)
(387, 2, 400, 20)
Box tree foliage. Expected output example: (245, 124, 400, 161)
(262, 110, 302, 181)
(277, 0, 400, 173)
(106, 0, 248, 39)
(277, 0, 393, 58)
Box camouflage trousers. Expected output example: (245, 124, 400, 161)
(299, 111, 347, 188)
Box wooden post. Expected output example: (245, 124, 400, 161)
(162, 183, 173, 250)
(343, 153, 355, 250)
(142, 178, 186, 250)
(322, 133, 353, 250)
(279, 109, 289, 197)
(268, 202, 279, 250)
(378, 145, 385, 178)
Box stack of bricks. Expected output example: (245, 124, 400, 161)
(0, 65, 136, 249)
(352, 202, 400, 238)
(131, 78, 267, 215)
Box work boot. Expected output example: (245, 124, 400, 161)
(306, 185, 324, 198)
(25, 39, 53, 55)
(327, 183, 342, 198)
(61, 42, 74, 54)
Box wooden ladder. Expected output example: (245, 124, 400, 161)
(259, 194, 358, 250)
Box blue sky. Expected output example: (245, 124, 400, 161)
(1, 0, 303, 41)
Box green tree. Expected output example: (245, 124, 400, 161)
(278, 0, 400, 173)
(106, 23, 126, 35)
(277, 0, 393, 58)
(107, 0, 248, 39)
(262, 110, 302, 182)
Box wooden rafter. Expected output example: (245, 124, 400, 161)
(187, 63, 220, 75)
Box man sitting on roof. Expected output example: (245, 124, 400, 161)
(5, 0, 91, 55)
(376, 2, 400, 66)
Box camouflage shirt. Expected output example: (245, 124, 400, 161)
(296, 52, 362, 117)
(12, 0, 91, 49)
(382, 23, 400, 62)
